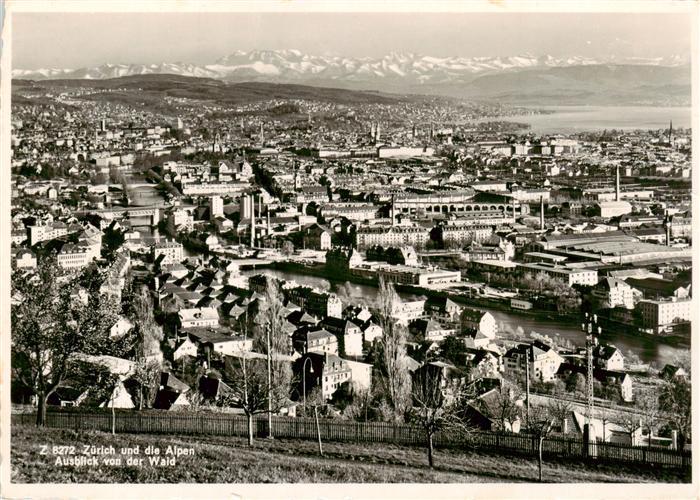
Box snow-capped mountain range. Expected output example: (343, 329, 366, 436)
(13, 49, 689, 83)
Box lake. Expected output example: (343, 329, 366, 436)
(240, 268, 686, 367)
(477, 106, 692, 135)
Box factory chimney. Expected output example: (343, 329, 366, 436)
(540, 196, 545, 231)
(664, 211, 672, 247)
(250, 194, 256, 248)
(615, 164, 620, 202)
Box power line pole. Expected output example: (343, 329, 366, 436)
(525, 349, 531, 430)
(582, 312, 601, 425)
(266, 323, 273, 439)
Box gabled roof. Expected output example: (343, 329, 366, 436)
(306, 329, 337, 342)
(593, 344, 621, 361)
(287, 309, 317, 326)
(198, 376, 233, 400)
(160, 372, 190, 393)
(461, 308, 489, 323)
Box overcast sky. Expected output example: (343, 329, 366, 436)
(13, 12, 692, 69)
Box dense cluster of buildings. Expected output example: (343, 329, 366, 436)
(10, 80, 692, 448)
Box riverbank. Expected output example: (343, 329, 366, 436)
(265, 260, 580, 321)
(242, 260, 688, 365)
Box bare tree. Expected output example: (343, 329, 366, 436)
(659, 375, 691, 449)
(478, 382, 523, 434)
(222, 356, 288, 446)
(528, 404, 560, 482)
(257, 280, 292, 438)
(132, 359, 161, 410)
(131, 286, 164, 359)
(637, 389, 661, 448)
(547, 399, 573, 435)
(409, 367, 473, 468)
(70, 360, 121, 434)
(376, 277, 411, 422)
(622, 418, 642, 447)
(595, 402, 614, 442)
(280, 240, 295, 256)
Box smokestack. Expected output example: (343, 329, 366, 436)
(260, 123, 264, 144)
(511, 197, 516, 223)
(391, 194, 396, 226)
(267, 210, 271, 234)
(540, 196, 545, 231)
(615, 165, 620, 202)
(665, 212, 672, 247)
(250, 194, 255, 248)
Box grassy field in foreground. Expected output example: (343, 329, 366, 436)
(11, 426, 689, 483)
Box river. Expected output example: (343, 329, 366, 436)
(475, 106, 692, 135)
(241, 268, 686, 367)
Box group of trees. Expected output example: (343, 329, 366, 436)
(12, 258, 122, 425)
(520, 272, 582, 313)
(218, 281, 294, 445)
(11, 258, 167, 425)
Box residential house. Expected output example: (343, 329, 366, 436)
(360, 320, 383, 344)
(593, 344, 625, 371)
(345, 359, 373, 393)
(461, 309, 497, 339)
(504, 341, 563, 383)
(465, 386, 523, 433)
(154, 240, 184, 266)
(198, 375, 233, 404)
(592, 277, 639, 309)
(186, 328, 253, 357)
(319, 317, 363, 358)
(556, 363, 634, 402)
(178, 307, 220, 329)
(154, 372, 191, 411)
(296, 352, 352, 400)
(293, 328, 339, 356)
(12, 248, 37, 270)
(172, 336, 198, 361)
(408, 318, 455, 342)
(424, 296, 462, 323)
(466, 349, 502, 379)
(303, 223, 332, 251)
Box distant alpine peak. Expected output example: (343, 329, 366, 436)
(13, 49, 689, 82)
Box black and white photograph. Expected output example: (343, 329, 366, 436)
(1, 1, 697, 497)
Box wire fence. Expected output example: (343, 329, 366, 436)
(12, 410, 690, 469)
